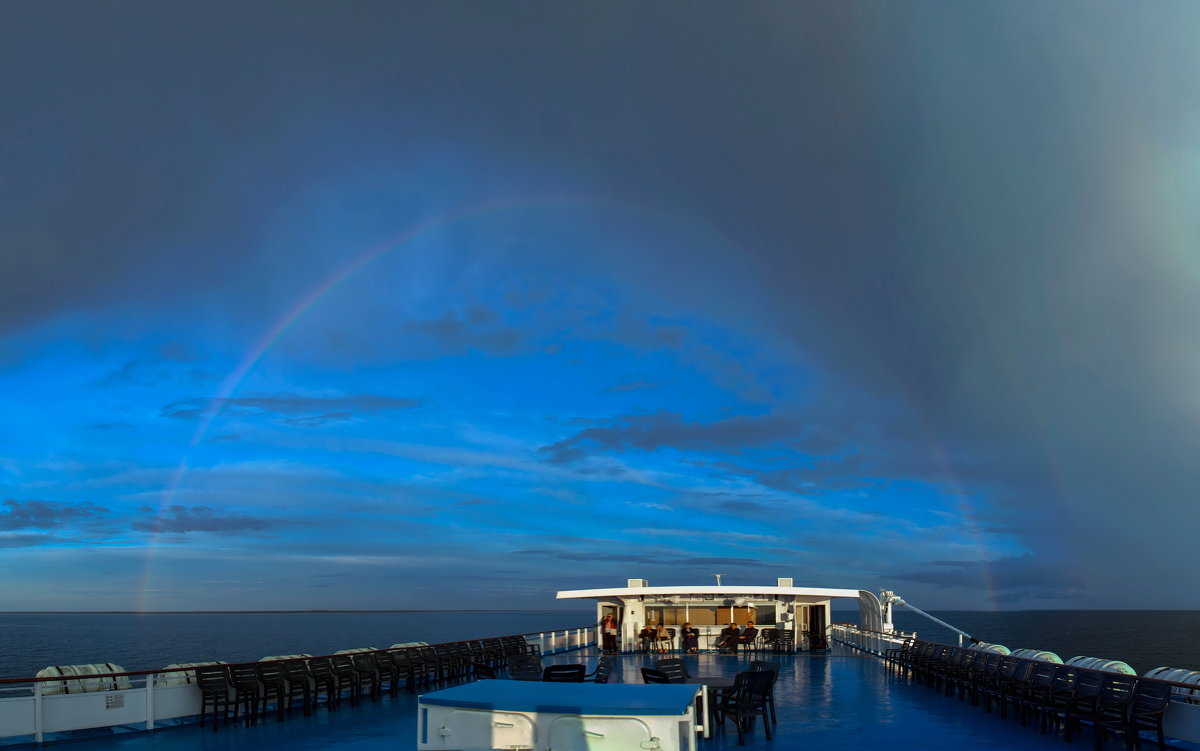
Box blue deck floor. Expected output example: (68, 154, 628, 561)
(25, 646, 1198, 751)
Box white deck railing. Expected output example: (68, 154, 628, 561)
(829, 623, 912, 656)
(531, 626, 596, 655)
(0, 626, 597, 744)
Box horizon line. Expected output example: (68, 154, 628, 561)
(0, 608, 588, 615)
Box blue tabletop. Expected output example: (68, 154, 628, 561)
(418, 680, 699, 716)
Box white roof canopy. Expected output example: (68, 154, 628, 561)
(556, 585, 863, 600)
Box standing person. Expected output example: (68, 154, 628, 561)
(600, 613, 619, 654)
(680, 622, 700, 654)
(716, 622, 741, 654)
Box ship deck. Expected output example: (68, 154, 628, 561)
(20, 646, 1198, 751)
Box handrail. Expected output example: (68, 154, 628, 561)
(831, 623, 914, 638)
(0, 624, 596, 685)
(832, 624, 1200, 694)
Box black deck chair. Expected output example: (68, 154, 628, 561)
(641, 667, 672, 684)
(330, 655, 363, 704)
(760, 629, 779, 653)
(717, 670, 775, 746)
(749, 660, 780, 724)
(373, 651, 402, 696)
(1016, 661, 1061, 727)
(585, 655, 613, 680)
(967, 653, 1003, 706)
(390, 650, 420, 692)
(433, 644, 463, 680)
(398, 649, 431, 688)
(418, 646, 451, 683)
(654, 658, 689, 683)
(452, 643, 475, 677)
(980, 656, 1018, 715)
(473, 662, 497, 679)
(227, 665, 262, 727)
(884, 638, 914, 673)
(508, 654, 542, 681)
(1057, 670, 1115, 743)
(592, 658, 613, 684)
(306, 658, 344, 710)
(351, 654, 381, 700)
(1036, 665, 1078, 733)
(255, 661, 289, 721)
(280, 660, 313, 716)
(325, 656, 361, 706)
(467, 641, 490, 668)
(483, 638, 506, 667)
(194, 665, 231, 731)
(1096, 679, 1171, 751)
(542, 664, 586, 682)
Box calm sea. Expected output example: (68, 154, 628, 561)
(2, 609, 1198, 680)
(0, 611, 592, 680)
(875, 610, 1200, 675)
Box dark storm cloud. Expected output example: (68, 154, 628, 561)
(92, 358, 216, 388)
(402, 307, 524, 357)
(599, 380, 661, 395)
(0, 533, 66, 548)
(0, 499, 110, 530)
(279, 412, 354, 428)
(511, 549, 771, 568)
(892, 554, 1085, 602)
(161, 394, 419, 420)
(720, 500, 768, 515)
(539, 411, 796, 464)
(131, 505, 277, 535)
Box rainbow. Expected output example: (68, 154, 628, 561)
(137, 194, 689, 610)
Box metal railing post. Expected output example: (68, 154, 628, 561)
(34, 681, 43, 745)
(145, 674, 155, 731)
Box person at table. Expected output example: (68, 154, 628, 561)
(638, 623, 658, 653)
(600, 613, 619, 654)
(737, 621, 759, 650)
(680, 622, 700, 654)
(716, 622, 741, 653)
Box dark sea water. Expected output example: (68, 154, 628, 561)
(859, 610, 1200, 675)
(3, 609, 1198, 680)
(0, 611, 592, 680)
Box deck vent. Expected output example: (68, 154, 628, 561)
(627, 579, 648, 588)
(777, 578, 793, 587)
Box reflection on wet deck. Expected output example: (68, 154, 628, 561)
(14, 646, 1196, 750)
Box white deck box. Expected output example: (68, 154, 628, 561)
(417, 680, 700, 751)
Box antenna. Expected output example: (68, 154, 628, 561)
(713, 573, 724, 586)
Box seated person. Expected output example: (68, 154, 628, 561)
(638, 624, 658, 653)
(680, 622, 700, 654)
(715, 622, 741, 653)
(657, 624, 673, 652)
(737, 621, 759, 649)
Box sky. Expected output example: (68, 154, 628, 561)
(2, 1, 1199, 612)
